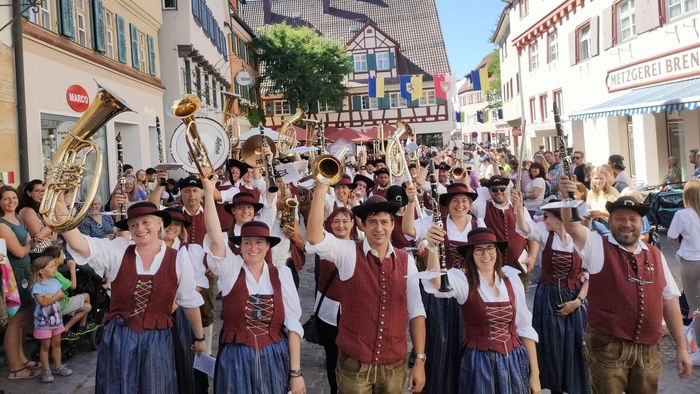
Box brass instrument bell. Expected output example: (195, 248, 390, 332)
(241, 134, 277, 168)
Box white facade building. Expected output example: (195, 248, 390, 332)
(457, 81, 511, 147)
(495, 0, 700, 184)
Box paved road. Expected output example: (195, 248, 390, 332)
(0, 237, 698, 393)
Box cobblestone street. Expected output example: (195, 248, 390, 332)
(1, 237, 699, 393)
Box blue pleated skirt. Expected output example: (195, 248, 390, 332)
(214, 338, 290, 394)
(420, 284, 464, 394)
(96, 316, 177, 394)
(532, 283, 590, 394)
(172, 308, 196, 394)
(459, 345, 530, 394)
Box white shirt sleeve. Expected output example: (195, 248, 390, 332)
(575, 230, 604, 274)
(67, 236, 130, 282)
(667, 210, 684, 239)
(174, 247, 205, 308)
(471, 187, 490, 219)
(185, 244, 209, 289)
(202, 234, 244, 296)
(406, 253, 426, 319)
(516, 220, 548, 245)
(220, 186, 240, 203)
(304, 232, 357, 281)
(413, 214, 434, 242)
(256, 201, 277, 229)
(660, 253, 681, 300)
(421, 268, 469, 304)
(508, 271, 538, 342)
(278, 265, 304, 337)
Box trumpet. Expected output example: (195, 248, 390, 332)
(450, 166, 467, 182)
(172, 94, 215, 178)
(311, 147, 347, 186)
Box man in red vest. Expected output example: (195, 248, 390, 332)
(307, 183, 427, 393)
(559, 179, 692, 392)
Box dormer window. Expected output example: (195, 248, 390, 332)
(354, 54, 368, 72)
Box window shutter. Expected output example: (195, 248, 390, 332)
(602, 6, 614, 50)
(636, 0, 661, 34)
(192, 0, 200, 21)
(222, 32, 228, 61)
(590, 16, 599, 57)
(408, 99, 419, 108)
(200, 1, 206, 27)
(184, 59, 192, 93)
(240, 40, 247, 62)
(436, 98, 446, 105)
(129, 23, 139, 69)
(58, 0, 75, 38)
(147, 35, 156, 75)
(116, 15, 127, 63)
(91, 0, 106, 53)
(568, 30, 577, 65)
(389, 52, 395, 68)
(21, 0, 30, 18)
(367, 53, 376, 70)
(352, 95, 362, 110)
(378, 96, 389, 109)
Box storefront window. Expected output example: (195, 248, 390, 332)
(416, 133, 443, 148)
(41, 113, 110, 205)
(667, 118, 687, 180)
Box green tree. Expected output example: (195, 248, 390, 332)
(486, 48, 501, 110)
(253, 24, 353, 115)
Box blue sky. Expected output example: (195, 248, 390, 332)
(436, 0, 505, 77)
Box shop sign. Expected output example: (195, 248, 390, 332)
(66, 85, 90, 112)
(606, 43, 700, 92)
(471, 132, 478, 138)
(236, 71, 254, 87)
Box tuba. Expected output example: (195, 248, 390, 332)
(40, 82, 133, 232)
(278, 107, 304, 158)
(172, 94, 216, 178)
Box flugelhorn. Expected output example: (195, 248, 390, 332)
(172, 94, 215, 178)
(385, 121, 424, 218)
(450, 166, 466, 181)
(40, 81, 133, 232)
(278, 107, 304, 158)
(311, 147, 347, 186)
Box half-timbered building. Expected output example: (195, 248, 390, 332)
(241, 0, 453, 146)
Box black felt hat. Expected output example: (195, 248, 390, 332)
(605, 196, 650, 217)
(351, 195, 401, 220)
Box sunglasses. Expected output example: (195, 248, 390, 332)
(572, 156, 582, 160)
(490, 187, 507, 193)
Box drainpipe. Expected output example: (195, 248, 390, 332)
(12, 0, 29, 182)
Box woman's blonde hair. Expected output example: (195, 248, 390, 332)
(32, 255, 55, 285)
(683, 179, 700, 217)
(590, 166, 613, 197)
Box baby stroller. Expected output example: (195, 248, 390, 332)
(640, 182, 685, 246)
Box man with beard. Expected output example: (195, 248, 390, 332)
(369, 167, 391, 198)
(559, 178, 692, 392)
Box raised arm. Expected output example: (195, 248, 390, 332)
(202, 177, 226, 257)
(558, 177, 588, 250)
(54, 194, 90, 258)
(403, 182, 418, 237)
(511, 189, 531, 235)
(306, 182, 328, 245)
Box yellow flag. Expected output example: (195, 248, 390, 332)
(479, 68, 489, 92)
(376, 76, 385, 98)
(410, 75, 423, 100)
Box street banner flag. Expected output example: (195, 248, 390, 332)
(434, 74, 447, 99)
(477, 111, 484, 123)
(0, 171, 14, 184)
(400, 75, 412, 101)
(455, 111, 462, 122)
(470, 70, 481, 91)
(410, 75, 423, 100)
(479, 67, 489, 91)
(368, 76, 385, 98)
(498, 109, 504, 119)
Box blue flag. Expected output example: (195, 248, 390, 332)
(470, 70, 482, 91)
(477, 110, 484, 123)
(455, 111, 462, 122)
(498, 109, 503, 119)
(400, 75, 412, 101)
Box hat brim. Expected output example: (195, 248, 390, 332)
(351, 201, 401, 220)
(115, 211, 172, 231)
(605, 202, 650, 217)
(354, 175, 374, 190)
(230, 235, 281, 248)
(335, 182, 357, 190)
(456, 239, 508, 256)
(223, 201, 264, 215)
(439, 191, 478, 206)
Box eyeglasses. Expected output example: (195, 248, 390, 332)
(490, 187, 507, 193)
(473, 245, 497, 256)
(572, 156, 582, 160)
(620, 249, 655, 286)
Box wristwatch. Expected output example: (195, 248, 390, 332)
(415, 353, 427, 362)
(194, 335, 206, 343)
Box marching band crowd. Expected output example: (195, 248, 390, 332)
(1, 140, 700, 394)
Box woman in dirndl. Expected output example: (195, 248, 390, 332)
(422, 227, 540, 393)
(162, 206, 208, 394)
(60, 201, 205, 393)
(202, 178, 305, 394)
(402, 182, 482, 394)
(513, 192, 590, 394)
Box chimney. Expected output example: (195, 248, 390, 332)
(323, 0, 330, 14)
(264, 0, 272, 24)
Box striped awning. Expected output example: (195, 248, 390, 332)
(569, 77, 700, 121)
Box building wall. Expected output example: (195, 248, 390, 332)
(501, 0, 700, 184)
(0, 5, 18, 185)
(458, 88, 510, 146)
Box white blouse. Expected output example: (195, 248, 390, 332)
(422, 269, 538, 342)
(68, 236, 204, 309)
(203, 235, 304, 337)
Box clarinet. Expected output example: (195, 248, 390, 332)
(429, 160, 452, 292)
(260, 125, 279, 193)
(317, 121, 325, 155)
(553, 102, 581, 222)
(115, 133, 126, 219)
(156, 116, 165, 164)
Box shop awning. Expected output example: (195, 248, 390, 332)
(569, 77, 700, 121)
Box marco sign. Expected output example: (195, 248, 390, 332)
(66, 84, 90, 112)
(606, 43, 700, 92)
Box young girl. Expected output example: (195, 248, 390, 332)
(32, 255, 73, 383)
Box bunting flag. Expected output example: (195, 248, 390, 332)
(455, 111, 462, 122)
(368, 76, 385, 98)
(410, 75, 423, 100)
(400, 75, 412, 101)
(0, 171, 14, 184)
(476, 111, 484, 123)
(470, 67, 489, 91)
(434, 74, 447, 99)
(498, 109, 504, 119)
